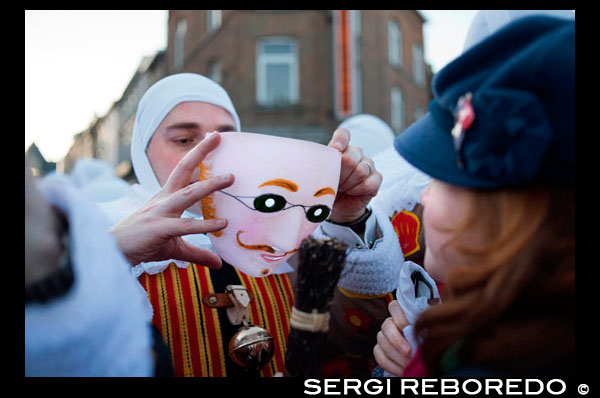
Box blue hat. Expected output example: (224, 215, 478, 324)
(394, 15, 574, 189)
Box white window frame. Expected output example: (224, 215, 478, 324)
(207, 10, 222, 33)
(415, 105, 426, 121)
(208, 59, 222, 85)
(256, 37, 299, 107)
(413, 43, 425, 87)
(391, 87, 404, 133)
(388, 20, 402, 67)
(174, 18, 187, 69)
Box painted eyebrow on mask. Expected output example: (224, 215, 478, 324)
(258, 179, 298, 192)
(314, 187, 336, 197)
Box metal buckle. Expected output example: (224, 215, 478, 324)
(225, 285, 251, 325)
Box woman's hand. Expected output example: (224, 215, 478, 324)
(373, 300, 412, 376)
(111, 133, 234, 268)
(327, 128, 382, 223)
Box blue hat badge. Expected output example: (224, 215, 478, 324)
(451, 92, 475, 168)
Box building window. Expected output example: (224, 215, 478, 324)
(388, 20, 402, 67)
(256, 38, 299, 107)
(174, 18, 187, 69)
(413, 44, 425, 87)
(391, 87, 404, 133)
(415, 105, 426, 121)
(208, 59, 222, 85)
(207, 10, 222, 33)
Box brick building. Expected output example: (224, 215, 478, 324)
(167, 10, 431, 143)
(59, 120, 97, 173)
(59, 10, 431, 178)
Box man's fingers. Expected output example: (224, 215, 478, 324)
(163, 133, 222, 193)
(162, 217, 229, 238)
(339, 160, 369, 192)
(171, 240, 223, 269)
(339, 155, 377, 192)
(338, 146, 364, 188)
(328, 128, 351, 152)
(344, 170, 382, 197)
(161, 173, 234, 215)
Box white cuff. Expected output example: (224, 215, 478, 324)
(317, 219, 367, 249)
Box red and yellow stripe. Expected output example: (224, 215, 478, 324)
(194, 265, 226, 376)
(140, 263, 294, 377)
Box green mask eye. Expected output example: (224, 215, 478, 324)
(306, 205, 330, 223)
(253, 194, 287, 213)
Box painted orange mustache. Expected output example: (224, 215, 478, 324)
(236, 230, 299, 256)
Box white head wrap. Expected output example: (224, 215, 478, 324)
(131, 73, 241, 195)
(99, 73, 241, 277)
(338, 114, 395, 159)
(463, 10, 575, 52)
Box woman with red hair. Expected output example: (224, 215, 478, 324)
(374, 11, 575, 377)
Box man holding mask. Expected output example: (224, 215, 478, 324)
(103, 73, 392, 377)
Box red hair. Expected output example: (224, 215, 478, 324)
(414, 185, 574, 376)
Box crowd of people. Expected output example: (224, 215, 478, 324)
(25, 10, 575, 378)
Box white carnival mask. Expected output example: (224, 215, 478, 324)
(200, 132, 341, 277)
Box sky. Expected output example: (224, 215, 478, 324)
(25, 10, 478, 163)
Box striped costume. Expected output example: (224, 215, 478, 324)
(136, 205, 425, 377)
(139, 261, 294, 377)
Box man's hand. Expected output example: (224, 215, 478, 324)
(110, 133, 234, 268)
(327, 128, 382, 223)
(373, 300, 413, 376)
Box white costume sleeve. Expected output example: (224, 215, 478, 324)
(25, 173, 153, 377)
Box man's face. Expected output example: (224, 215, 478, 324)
(201, 132, 341, 277)
(146, 101, 236, 214)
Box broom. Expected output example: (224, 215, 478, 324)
(284, 236, 347, 377)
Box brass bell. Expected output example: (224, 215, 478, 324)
(228, 322, 274, 371)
